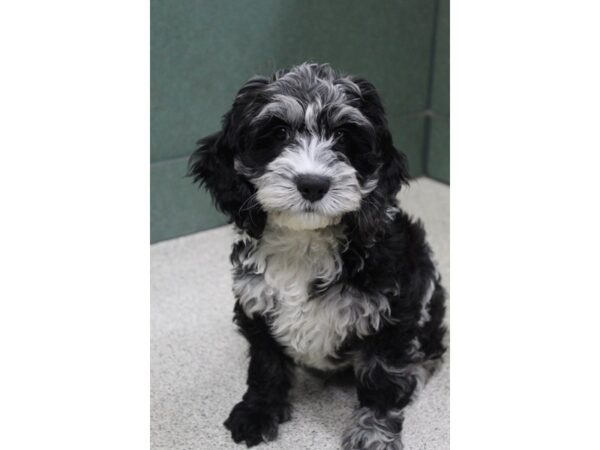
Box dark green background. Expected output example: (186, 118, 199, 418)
(151, 0, 449, 243)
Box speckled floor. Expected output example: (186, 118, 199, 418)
(151, 177, 449, 449)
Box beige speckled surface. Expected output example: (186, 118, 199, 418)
(151, 177, 449, 449)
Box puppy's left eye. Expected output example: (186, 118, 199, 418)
(273, 126, 289, 141)
(333, 129, 346, 143)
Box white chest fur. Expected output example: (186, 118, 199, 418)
(232, 224, 390, 371)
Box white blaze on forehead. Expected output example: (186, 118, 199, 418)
(304, 100, 322, 133)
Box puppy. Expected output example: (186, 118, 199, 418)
(188, 63, 447, 449)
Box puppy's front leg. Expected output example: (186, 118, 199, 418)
(224, 303, 294, 447)
(343, 350, 429, 450)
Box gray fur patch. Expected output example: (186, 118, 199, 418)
(354, 353, 442, 404)
(418, 278, 436, 326)
(342, 407, 404, 450)
(254, 94, 304, 125)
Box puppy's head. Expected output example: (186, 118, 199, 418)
(189, 63, 408, 238)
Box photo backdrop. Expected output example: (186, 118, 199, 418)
(151, 0, 449, 243)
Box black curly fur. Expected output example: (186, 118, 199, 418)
(223, 303, 294, 446)
(188, 63, 447, 448)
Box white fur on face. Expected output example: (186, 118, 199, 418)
(267, 211, 341, 231)
(251, 135, 374, 230)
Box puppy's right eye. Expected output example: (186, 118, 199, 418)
(273, 126, 289, 141)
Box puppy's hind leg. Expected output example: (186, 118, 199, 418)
(224, 302, 294, 447)
(342, 352, 438, 450)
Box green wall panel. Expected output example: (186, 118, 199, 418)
(426, 116, 449, 183)
(393, 115, 426, 176)
(151, 0, 436, 164)
(151, 157, 227, 243)
(431, 0, 449, 115)
(424, 0, 449, 184)
(151, 0, 449, 242)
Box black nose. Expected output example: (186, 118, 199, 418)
(296, 174, 331, 202)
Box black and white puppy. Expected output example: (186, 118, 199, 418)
(189, 63, 447, 449)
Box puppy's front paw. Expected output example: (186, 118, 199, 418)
(224, 400, 287, 447)
(342, 407, 404, 450)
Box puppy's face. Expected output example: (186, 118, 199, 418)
(234, 77, 381, 230)
(189, 63, 407, 236)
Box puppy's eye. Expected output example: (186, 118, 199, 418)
(273, 126, 289, 141)
(334, 129, 346, 143)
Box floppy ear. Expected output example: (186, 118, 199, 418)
(351, 76, 409, 198)
(187, 118, 266, 239)
(376, 127, 409, 200)
(342, 78, 410, 247)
